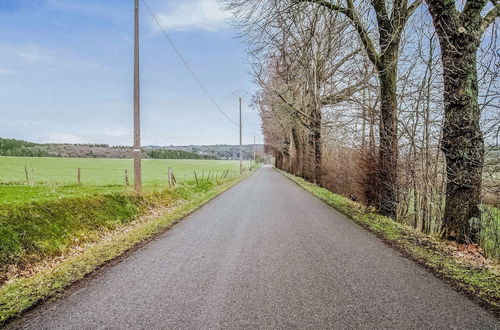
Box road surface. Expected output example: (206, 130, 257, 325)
(8, 166, 499, 329)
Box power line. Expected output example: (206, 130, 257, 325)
(141, 0, 239, 127)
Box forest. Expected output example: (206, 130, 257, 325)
(0, 138, 211, 160)
(227, 0, 499, 250)
(146, 148, 215, 160)
(0, 138, 50, 157)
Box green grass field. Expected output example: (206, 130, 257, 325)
(0, 156, 245, 204)
(0, 156, 243, 185)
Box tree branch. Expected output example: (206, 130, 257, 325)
(408, 0, 423, 16)
(296, 0, 381, 69)
(462, 0, 488, 20)
(274, 90, 313, 122)
(480, 2, 499, 34)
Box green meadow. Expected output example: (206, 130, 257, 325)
(0, 156, 242, 185)
(0, 156, 245, 204)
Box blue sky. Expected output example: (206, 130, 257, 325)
(0, 0, 261, 146)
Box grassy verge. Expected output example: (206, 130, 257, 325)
(279, 170, 500, 316)
(0, 176, 243, 326)
(0, 184, 130, 205)
(480, 205, 500, 259)
(0, 181, 228, 268)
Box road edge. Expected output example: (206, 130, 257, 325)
(0, 173, 254, 327)
(277, 168, 500, 318)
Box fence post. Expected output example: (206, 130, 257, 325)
(168, 167, 173, 188)
(194, 171, 198, 184)
(25, 165, 29, 185)
(172, 170, 177, 186)
(77, 168, 81, 185)
(125, 169, 130, 186)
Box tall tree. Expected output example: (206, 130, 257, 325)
(296, 0, 422, 218)
(424, 0, 499, 243)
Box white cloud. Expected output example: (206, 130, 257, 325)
(0, 68, 13, 75)
(105, 128, 130, 138)
(46, 133, 85, 144)
(0, 43, 104, 70)
(14, 46, 49, 63)
(156, 0, 231, 32)
(46, 0, 125, 20)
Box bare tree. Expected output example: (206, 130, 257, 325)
(424, 0, 499, 243)
(294, 0, 422, 217)
(232, 2, 369, 185)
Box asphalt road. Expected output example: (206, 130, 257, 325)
(8, 166, 499, 329)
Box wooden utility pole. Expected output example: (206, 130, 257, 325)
(133, 0, 142, 193)
(239, 97, 243, 174)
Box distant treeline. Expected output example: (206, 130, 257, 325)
(146, 149, 215, 160)
(0, 138, 49, 157)
(166, 144, 264, 160)
(44, 143, 110, 148)
(0, 138, 216, 160)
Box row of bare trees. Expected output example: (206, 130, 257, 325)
(226, 0, 499, 249)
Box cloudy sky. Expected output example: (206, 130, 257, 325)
(0, 0, 261, 146)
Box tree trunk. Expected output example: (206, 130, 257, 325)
(376, 58, 399, 218)
(440, 47, 484, 243)
(423, 0, 488, 243)
(306, 130, 316, 182)
(312, 109, 322, 186)
(291, 126, 302, 176)
(283, 137, 291, 173)
(301, 138, 309, 180)
(275, 152, 283, 170)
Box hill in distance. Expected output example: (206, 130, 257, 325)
(0, 138, 263, 160)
